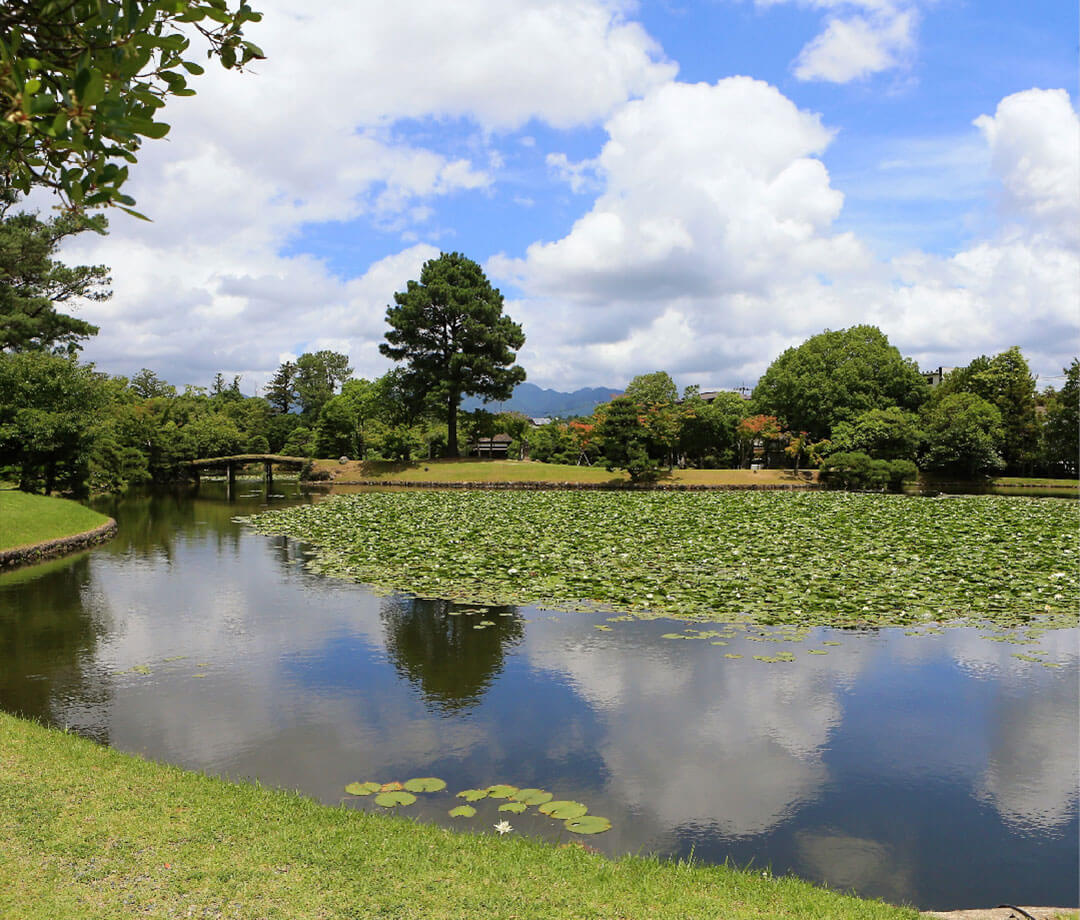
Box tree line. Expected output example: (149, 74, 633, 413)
(0, 193, 1075, 494)
(559, 328, 1077, 485)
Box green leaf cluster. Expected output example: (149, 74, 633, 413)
(0, 0, 263, 213)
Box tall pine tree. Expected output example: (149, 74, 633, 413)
(380, 253, 525, 457)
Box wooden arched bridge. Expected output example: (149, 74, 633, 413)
(188, 454, 308, 492)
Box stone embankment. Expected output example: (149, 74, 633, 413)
(0, 519, 118, 570)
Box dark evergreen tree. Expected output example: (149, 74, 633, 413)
(0, 192, 109, 354)
(380, 252, 525, 457)
(265, 360, 298, 414)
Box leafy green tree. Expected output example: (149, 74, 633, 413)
(376, 424, 422, 463)
(938, 346, 1037, 472)
(678, 390, 745, 468)
(624, 370, 678, 406)
(380, 252, 526, 458)
(0, 351, 104, 492)
(919, 392, 1004, 477)
(315, 395, 356, 458)
(128, 367, 174, 399)
(527, 421, 576, 464)
(0, 0, 263, 214)
(0, 191, 108, 352)
(1041, 359, 1078, 476)
(295, 350, 351, 420)
(752, 325, 928, 440)
(828, 407, 923, 461)
(339, 375, 392, 459)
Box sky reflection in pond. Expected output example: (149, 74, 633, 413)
(0, 485, 1075, 910)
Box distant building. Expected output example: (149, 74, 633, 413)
(922, 366, 957, 387)
(529, 417, 553, 426)
(697, 387, 752, 403)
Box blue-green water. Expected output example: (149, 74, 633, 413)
(1, 483, 1076, 910)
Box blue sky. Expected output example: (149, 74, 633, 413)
(64, 0, 1079, 392)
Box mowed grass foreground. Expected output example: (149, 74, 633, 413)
(0, 713, 920, 920)
(0, 490, 111, 551)
(245, 490, 1078, 630)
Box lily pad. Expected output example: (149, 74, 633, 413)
(512, 789, 552, 806)
(344, 781, 381, 796)
(448, 805, 476, 818)
(456, 788, 488, 802)
(499, 802, 527, 814)
(538, 800, 588, 820)
(564, 815, 611, 835)
(403, 777, 446, 793)
(486, 784, 519, 799)
(243, 491, 1079, 633)
(379, 781, 404, 792)
(374, 791, 417, 807)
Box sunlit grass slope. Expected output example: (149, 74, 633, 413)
(0, 712, 920, 920)
(0, 490, 110, 551)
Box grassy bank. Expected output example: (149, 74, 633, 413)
(0, 713, 918, 920)
(316, 457, 818, 486)
(0, 490, 111, 552)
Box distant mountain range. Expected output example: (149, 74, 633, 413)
(462, 382, 623, 419)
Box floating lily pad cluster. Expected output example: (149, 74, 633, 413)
(344, 777, 446, 808)
(243, 491, 1078, 631)
(451, 784, 611, 835)
(343, 778, 611, 835)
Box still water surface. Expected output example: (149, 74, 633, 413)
(1, 483, 1076, 910)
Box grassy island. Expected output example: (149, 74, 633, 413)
(0, 490, 111, 552)
(0, 713, 919, 920)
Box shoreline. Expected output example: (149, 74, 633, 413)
(0, 518, 118, 571)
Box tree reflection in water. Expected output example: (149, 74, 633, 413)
(381, 596, 524, 712)
(0, 554, 113, 742)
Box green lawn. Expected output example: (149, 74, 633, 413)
(0, 712, 919, 920)
(317, 457, 818, 486)
(991, 476, 1079, 489)
(0, 490, 111, 551)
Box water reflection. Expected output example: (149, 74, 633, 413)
(381, 597, 524, 712)
(0, 488, 1075, 909)
(0, 554, 113, 741)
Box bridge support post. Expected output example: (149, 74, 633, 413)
(264, 461, 273, 491)
(227, 460, 235, 498)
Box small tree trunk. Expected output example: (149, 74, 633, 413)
(446, 394, 460, 458)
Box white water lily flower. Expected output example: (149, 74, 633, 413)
(493, 820, 513, 835)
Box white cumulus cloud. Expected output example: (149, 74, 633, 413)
(59, 0, 676, 388)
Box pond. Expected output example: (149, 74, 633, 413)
(0, 482, 1076, 911)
